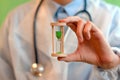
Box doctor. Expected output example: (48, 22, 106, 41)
(0, 0, 120, 80)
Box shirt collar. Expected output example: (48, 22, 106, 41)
(47, 0, 83, 18)
(64, 0, 83, 16)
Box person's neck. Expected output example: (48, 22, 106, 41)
(53, 0, 72, 6)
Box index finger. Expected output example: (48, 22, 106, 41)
(58, 16, 82, 23)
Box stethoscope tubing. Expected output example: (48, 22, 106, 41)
(74, 0, 92, 21)
(33, 0, 44, 64)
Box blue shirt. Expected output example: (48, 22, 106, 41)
(51, 0, 83, 20)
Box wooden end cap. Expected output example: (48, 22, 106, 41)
(51, 53, 67, 57)
(51, 22, 66, 26)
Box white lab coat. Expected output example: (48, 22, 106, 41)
(0, 0, 120, 80)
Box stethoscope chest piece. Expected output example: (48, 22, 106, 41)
(31, 63, 45, 77)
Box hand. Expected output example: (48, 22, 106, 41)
(58, 16, 120, 69)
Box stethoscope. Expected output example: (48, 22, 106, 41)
(31, 0, 92, 77)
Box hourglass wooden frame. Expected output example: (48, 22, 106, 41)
(51, 22, 67, 57)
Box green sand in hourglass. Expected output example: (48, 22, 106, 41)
(56, 31, 62, 54)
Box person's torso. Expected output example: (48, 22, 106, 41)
(7, 0, 119, 80)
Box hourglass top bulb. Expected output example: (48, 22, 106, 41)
(56, 31, 62, 40)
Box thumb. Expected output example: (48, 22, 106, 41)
(57, 52, 80, 62)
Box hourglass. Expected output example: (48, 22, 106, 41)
(51, 22, 67, 57)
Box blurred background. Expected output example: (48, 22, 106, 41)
(0, 0, 120, 27)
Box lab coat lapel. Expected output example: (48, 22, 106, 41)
(16, 0, 53, 55)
